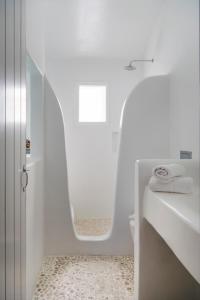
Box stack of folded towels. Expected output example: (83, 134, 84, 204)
(149, 163, 193, 194)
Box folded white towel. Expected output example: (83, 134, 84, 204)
(149, 176, 193, 194)
(152, 164, 185, 181)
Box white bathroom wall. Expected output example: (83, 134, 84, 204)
(46, 58, 143, 219)
(144, 0, 199, 161)
(26, 0, 46, 74)
(26, 57, 44, 299)
(44, 75, 169, 255)
(26, 55, 44, 160)
(26, 160, 44, 299)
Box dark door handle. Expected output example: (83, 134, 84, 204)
(22, 165, 29, 192)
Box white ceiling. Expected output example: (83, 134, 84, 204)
(45, 0, 165, 60)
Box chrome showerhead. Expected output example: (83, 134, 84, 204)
(124, 58, 154, 71)
(124, 64, 137, 71)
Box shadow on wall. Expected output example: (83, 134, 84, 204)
(44, 75, 170, 256)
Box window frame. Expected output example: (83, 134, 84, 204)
(75, 82, 109, 126)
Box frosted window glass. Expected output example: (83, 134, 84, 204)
(79, 85, 106, 122)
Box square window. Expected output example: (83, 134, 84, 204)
(78, 85, 107, 123)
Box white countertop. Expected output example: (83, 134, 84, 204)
(143, 187, 200, 283)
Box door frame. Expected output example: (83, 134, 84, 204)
(0, 0, 26, 299)
(0, 0, 6, 299)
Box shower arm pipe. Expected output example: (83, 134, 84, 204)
(129, 59, 154, 64)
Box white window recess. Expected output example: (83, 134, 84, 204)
(78, 85, 107, 123)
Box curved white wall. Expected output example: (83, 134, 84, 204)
(113, 75, 170, 246)
(45, 59, 143, 220)
(44, 75, 169, 255)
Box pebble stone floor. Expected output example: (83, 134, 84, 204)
(33, 256, 134, 300)
(74, 218, 112, 236)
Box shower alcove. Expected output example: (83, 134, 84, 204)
(44, 74, 169, 254)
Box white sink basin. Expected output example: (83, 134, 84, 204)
(143, 187, 200, 284)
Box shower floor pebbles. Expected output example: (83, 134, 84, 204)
(74, 218, 112, 236)
(33, 256, 134, 300)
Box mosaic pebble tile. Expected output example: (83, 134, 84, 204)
(33, 256, 134, 300)
(74, 218, 112, 236)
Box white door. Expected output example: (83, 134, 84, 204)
(0, 0, 26, 299)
